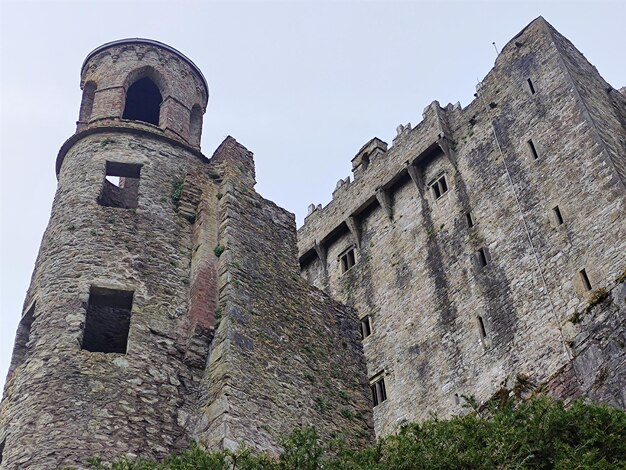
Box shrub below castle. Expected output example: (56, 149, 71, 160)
(81, 397, 626, 469)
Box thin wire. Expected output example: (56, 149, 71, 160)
(476, 80, 573, 361)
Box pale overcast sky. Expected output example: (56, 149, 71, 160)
(0, 0, 624, 393)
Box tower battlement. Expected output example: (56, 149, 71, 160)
(1, 17, 625, 469)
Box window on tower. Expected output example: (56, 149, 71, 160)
(123, 77, 162, 126)
(98, 161, 142, 209)
(82, 286, 134, 354)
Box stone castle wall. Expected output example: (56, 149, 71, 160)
(298, 17, 625, 436)
(0, 41, 372, 469)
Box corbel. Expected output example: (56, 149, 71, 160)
(345, 215, 361, 249)
(375, 188, 393, 221)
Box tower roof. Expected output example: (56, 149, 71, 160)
(81, 38, 208, 95)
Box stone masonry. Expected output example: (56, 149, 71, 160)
(0, 39, 371, 469)
(299, 17, 625, 436)
(0, 16, 624, 470)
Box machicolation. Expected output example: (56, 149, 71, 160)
(1, 16, 625, 469)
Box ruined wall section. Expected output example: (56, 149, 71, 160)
(194, 138, 373, 453)
(298, 17, 625, 436)
(0, 132, 211, 469)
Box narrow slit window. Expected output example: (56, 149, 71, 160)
(431, 174, 449, 200)
(82, 287, 134, 354)
(360, 316, 372, 339)
(579, 269, 592, 291)
(0, 438, 5, 465)
(98, 161, 142, 209)
(527, 139, 539, 160)
(10, 302, 36, 372)
(477, 248, 488, 268)
(340, 248, 356, 273)
(466, 211, 474, 228)
(553, 206, 564, 225)
(478, 315, 487, 339)
(527, 78, 536, 95)
(370, 375, 387, 406)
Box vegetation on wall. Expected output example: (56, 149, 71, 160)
(69, 396, 625, 469)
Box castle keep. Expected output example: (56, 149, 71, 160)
(1, 17, 625, 469)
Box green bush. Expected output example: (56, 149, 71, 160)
(77, 396, 626, 469)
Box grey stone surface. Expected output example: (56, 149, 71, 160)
(299, 17, 625, 436)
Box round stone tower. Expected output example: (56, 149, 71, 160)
(0, 40, 211, 469)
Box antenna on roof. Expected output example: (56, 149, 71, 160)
(492, 41, 499, 55)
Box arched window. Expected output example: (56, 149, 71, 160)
(122, 77, 162, 125)
(189, 104, 203, 146)
(78, 81, 96, 123)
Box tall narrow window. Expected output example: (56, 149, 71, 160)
(98, 161, 142, 209)
(360, 315, 372, 339)
(477, 315, 487, 340)
(553, 206, 564, 225)
(526, 78, 536, 95)
(189, 104, 203, 147)
(466, 211, 474, 228)
(78, 81, 97, 123)
(370, 375, 387, 406)
(431, 174, 449, 200)
(527, 139, 539, 160)
(82, 287, 134, 354)
(10, 303, 36, 372)
(0, 438, 5, 465)
(477, 248, 488, 268)
(122, 77, 162, 125)
(340, 248, 356, 273)
(579, 269, 592, 291)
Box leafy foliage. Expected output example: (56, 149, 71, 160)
(77, 397, 626, 469)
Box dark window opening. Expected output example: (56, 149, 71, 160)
(527, 139, 539, 160)
(340, 248, 356, 273)
(360, 316, 372, 339)
(431, 174, 449, 200)
(98, 161, 141, 209)
(0, 438, 5, 465)
(466, 211, 474, 228)
(362, 152, 370, 169)
(454, 393, 460, 405)
(122, 77, 162, 125)
(477, 248, 488, 268)
(82, 286, 133, 354)
(370, 376, 387, 406)
(79, 81, 97, 123)
(478, 316, 487, 339)
(10, 303, 36, 372)
(553, 206, 564, 225)
(579, 269, 592, 291)
(527, 78, 536, 95)
(189, 104, 203, 147)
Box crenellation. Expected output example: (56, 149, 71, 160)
(299, 15, 625, 437)
(1, 17, 624, 469)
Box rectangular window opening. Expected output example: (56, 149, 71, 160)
(82, 286, 134, 354)
(340, 248, 356, 274)
(370, 375, 387, 406)
(98, 161, 142, 209)
(553, 206, 564, 225)
(527, 139, 539, 160)
(527, 78, 536, 95)
(360, 316, 372, 339)
(0, 438, 5, 465)
(478, 316, 487, 339)
(477, 248, 488, 268)
(466, 211, 474, 228)
(579, 269, 592, 291)
(431, 174, 449, 200)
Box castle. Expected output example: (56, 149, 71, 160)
(1, 17, 625, 469)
